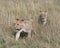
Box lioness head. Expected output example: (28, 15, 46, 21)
(14, 19, 24, 32)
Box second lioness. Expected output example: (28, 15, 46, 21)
(38, 11, 48, 26)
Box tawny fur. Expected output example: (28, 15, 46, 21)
(38, 11, 48, 26)
(14, 19, 35, 41)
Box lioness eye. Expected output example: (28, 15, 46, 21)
(17, 24, 19, 25)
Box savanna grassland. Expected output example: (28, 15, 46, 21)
(0, 0, 60, 48)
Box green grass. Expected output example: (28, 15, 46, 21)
(0, 0, 60, 48)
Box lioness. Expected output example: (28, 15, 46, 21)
(14, 19, 35, 40)
(38, 11, 48, 26)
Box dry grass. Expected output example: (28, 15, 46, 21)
(0, 0, 60, 48)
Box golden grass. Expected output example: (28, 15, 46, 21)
(0, 0, 60, 48)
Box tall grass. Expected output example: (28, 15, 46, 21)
(0, 0, 60, 48)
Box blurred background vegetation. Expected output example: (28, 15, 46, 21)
(0, 0, 60, 48)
